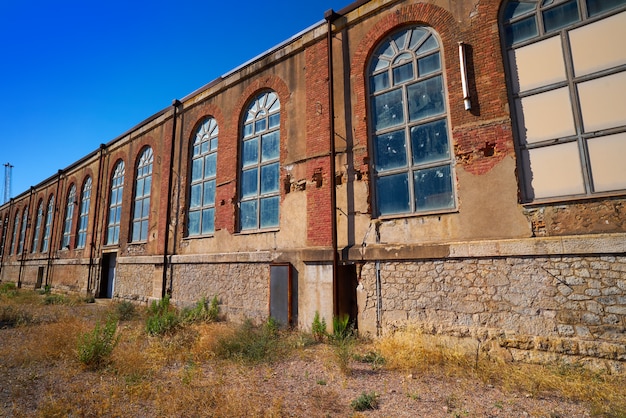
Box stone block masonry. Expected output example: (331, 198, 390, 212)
(357, 255, 626, 373)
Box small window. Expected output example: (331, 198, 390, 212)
(239, 91, 281, 230)
(132, 148, 153, 242)
(188, 118, 218, 236)
(369, 26, 455, 217)
(107, 161, 125, 245)
(77, 177, 92, 249)
(62, 185, 76, 249)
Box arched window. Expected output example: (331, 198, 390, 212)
(107, 161, 125, 245)
(369, 26, 455, 216)
(32, 200, 44, 253)
(188, 117, 218, 236)
(10, 211, 19, 255)
(77, 177, 92, 249)
(42, 196, 54, 253)
(62, 185, 76, 249)
(18, 207, 28, 254)
(502, 0, 626, 200)
(132, 148, 153, 242)
(239, 91, 281, 230)
(0, 215, 8, 258)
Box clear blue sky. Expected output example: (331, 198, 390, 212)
(0, 0, 349, 200)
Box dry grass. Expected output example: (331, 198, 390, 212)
(1, 287, 625, 417)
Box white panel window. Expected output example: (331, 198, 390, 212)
(502, 0, 626, 201)
(587, 133, 626, 192)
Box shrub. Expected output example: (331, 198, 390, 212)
(116, 300, 136, 321)
(181, 295, 219, 324)
(311, 311, 327, 342)
(77, 316, 120, 369)
(146, 296, 179, 336)
(0, 305, 33, 328)
(0, 282, 18, 297)
(44, 293, 69, 305)
(350, 391, 379, 411)
(214, 318, 283, 364)
(331, 314, 354, 343)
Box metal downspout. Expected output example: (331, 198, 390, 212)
(87, 144, 106, 294)
(325, 9, 340, 317)
(162, 100, 181, 298)
(46, 171, 63, 287)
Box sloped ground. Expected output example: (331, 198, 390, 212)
(0, 289, 620, 417)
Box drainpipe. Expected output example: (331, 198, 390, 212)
(162, 100, 181, 298)
(18, 187, 35, 288)
(325, 9, 340, 317)
(46, 170, 63, 287)
(87, 144, 106, 294)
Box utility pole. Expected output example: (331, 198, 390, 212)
(3, 163, 13, 204)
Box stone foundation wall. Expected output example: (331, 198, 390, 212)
(115, 263, 156, 303)
(171, 262, 270, 323)
(357, 255, 626, 372)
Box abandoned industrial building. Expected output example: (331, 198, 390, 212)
(1, 0, 625, 371)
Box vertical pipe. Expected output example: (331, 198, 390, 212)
(18, 187, 35, 288)
(87, 144, 106, 294)
(45, 171, 63, 287)
(162, 100, 180, 298)
(325, 9, 340, 317)
(458, 42, 472, 111)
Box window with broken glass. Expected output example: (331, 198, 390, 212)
(18, 207, 28, 254)
(188, 117, 218, 236)
(31, 200, 43, 253)
(10, 211, 19, 255)
(369, 26, 455, 216)
(107, 161, 125, 245)
(77, 177, 92, 249)
(239, 91, 281, 230)
(62, 185, 75, 249)
(132, 148, 153, 242)
(42, 197, 54, 253)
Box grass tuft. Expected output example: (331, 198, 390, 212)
(77, 316, 120, 369)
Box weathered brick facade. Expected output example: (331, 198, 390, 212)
(1, 0, 625, 371)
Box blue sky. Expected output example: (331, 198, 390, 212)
(0, 0, 349, 200)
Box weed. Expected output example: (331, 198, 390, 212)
(116, 300, 137, 321)
(358, 350, 386, 369)
(350, 391, 379, 411)
(38, 284, 51, 295)
(214, 318, 285, 364)
(77, 316, 120, 369)
(146, 296, 179, 336)
(181, 296, 220, 324)
(0, 281, 17, 297)
(311, 311, 327, 342)
(0, 305, 33, 328)
(331, 314, 353, 343)
(43, 293, 69, 305)
(316, 379, 327, 385)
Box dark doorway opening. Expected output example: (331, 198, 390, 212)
(35, 267, 44, 289)
(99, 253, 117, 298)
(336, 264, 358, 329)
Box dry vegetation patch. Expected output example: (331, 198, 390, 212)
(1, 286, 624, 417)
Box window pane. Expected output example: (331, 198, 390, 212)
(132, 222, 141, 242)
(374, 129, 408, 172)
(188, 211, 200, 235)
(408, 76, 445, 122)
(411, 119, 450, 164)
(142, 197, 150, 217)
(255, 118, 267, 133)
(587, 0, 626, 16)
(134, 201, 142, 219)
(503, 1, 537, 20)
(241, 168, 258, 197)
(261, 131, 279, 162)
(136, 178, 144, 198)
(203, 180, 215, 206)
(268, 113, 280, 129)
(370, 72, 390, 93)
(260, 163, 279, 194)
(243, 123, 253, 138)
(506, 16, 538, 45)
(413, 165, 454, 211)
(372, 88, 404, 130)
(210, 137, 218, 151)
(144, 176, 151, 196)
(115, 207, 121, 223)
(201, 208, 215, 234)
(415, 35, 438, 55)
(242, 138, 258, 167)
(205, 153, 217, 178)
(260, 196, 279, 228)
(141, 220, 148, 241)
(240, 200, 258, 230)
(190, 184, 201, 208)
(543, 0, 580, 33)
(191, 158, 203, 181)
(417, 52, 441, 76)
(376, 173, 410, 215)
(393, 62, 414, 85)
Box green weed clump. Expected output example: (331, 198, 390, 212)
(77, 316, 120, 369)
(43, 293, 69, 305)
(0, 305, 33, 328)
(115, 300, 137, 321)
(0, 282, 18, 297)
(181, 295, 220, 324)
(146, 296, 179, 336)
(350, 391, 379, 411)
(311, 311, 327, 342)
(214, 318, 284, 364)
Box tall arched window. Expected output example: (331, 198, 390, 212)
(0, 215, 8, 258)
(10, 211, 19, 255)
(502, 1, 626, 200)
(18, 207, 28, 254)
(107, 161, 125, 245)
(132, 148, 153, 242)
(369, 26, 455, 216)
(77, 177, 92, 249)
(42, 196, 54, 253)
(32, 200, 44, 253)
(239, 91, 281, 230)
(62, 185, 76, 249)
(188, 117, 218, 236)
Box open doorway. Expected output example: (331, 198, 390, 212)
(336, 264, 358, 329)
(99, 253, 116, 298)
